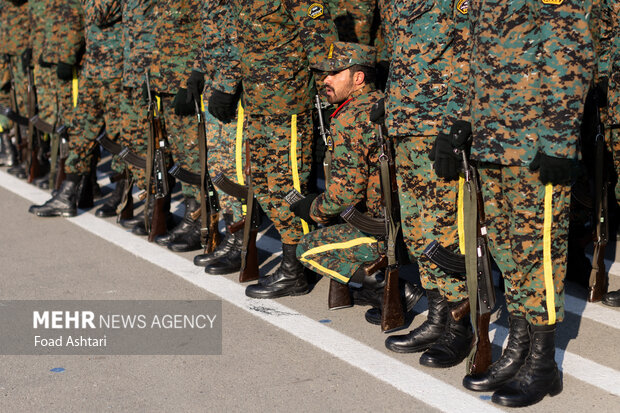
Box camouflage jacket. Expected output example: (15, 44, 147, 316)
(0, 0, 30, 57)
(310, 85, 383, 224)
(81, 0, 123, 80)
(468, 0, 595, 166)
(28, 0, 48, 63)
(199, 0, 241, 94)
(41, 0, 85, 65)
(383, 0, 455, 138)
(149, 0, 202, 94)
(122, 0, 156, 89)
(328, 0, 377, 45)
(590, 0, 614, 78)
(224, 0, 338, 116)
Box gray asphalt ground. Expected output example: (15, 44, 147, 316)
(0, 165, 619, 413)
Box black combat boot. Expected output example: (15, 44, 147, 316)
(419, 300, 473, 368)
(0, 133, 17, 166)
(463, 315, 529, 391)
(194, 213, 234, 267)
(204, 221, 242, 275)
(76, 172, 95, 209)
(155, 196, 199, 246)
(165, 196, 202, 252)
(245, 243, 309, 298)
(8, 163, 27, 179)
(602, 290, 620, 307)
(351, 271, 385, 308)
(364, 280, 425, 325)
(28, 176, 79, 217)
(95, 177, 127, 217)
(492, 324, 562, 407)
(120, 211, 143, 229)
(385, 289, 448, 353)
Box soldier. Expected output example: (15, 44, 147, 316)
(145, 0, 206, 252)
(193, 0, 245, 273)
(209, 1, 338, 298)
(458, 0, 595, 407)
(29, 0, 124, 218)
(327, 0, 377, 45)
(380, 0, 473, 368)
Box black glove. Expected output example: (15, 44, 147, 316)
(186, 70, 205, 106)
(375, 60, 390, 92)
(208, 89, 238, 123)
(429, 120, 472, 180)
(56, 62, 74, 81)
(369, 98, 385, 124)
(38, 54, 53, 68)
(8, 0, 27, 5)
(529, 152, 574, 186)
(173, 88, 195, 116)
(289, 193, 320, 225)
(21, 48, 32, 73)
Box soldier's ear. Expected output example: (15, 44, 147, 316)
(353, 70, 365, 86)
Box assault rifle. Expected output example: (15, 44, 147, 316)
(24, 56, 44, 183)
(95, 130, 134, 220)
(588, 88, 610, 302)
(144, 72, 170, 242)
(212, 163, 261, 282)
(2, 55, 26, 168)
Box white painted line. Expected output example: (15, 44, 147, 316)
(3, 169, 619, 408)
(564, 293, 620, 329)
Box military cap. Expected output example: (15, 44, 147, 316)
(311, 41, 376, 72)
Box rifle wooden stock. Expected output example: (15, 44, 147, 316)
(450, 299, 470, 322)
(470, 312, 492, 374)
(26, 63, 42, 183)
(228, 218, 245, 234)
(204, 213, 222, 254)
(328, 279, 352, 310)
(381, 266, 404, 332)
(239, 228, 259, 283)
(147, 196, 169, 242)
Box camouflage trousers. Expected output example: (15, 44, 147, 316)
(0, 55, 27, 130)
(64, 76, 123, 175)
(119, 86, 149, 190)
(297, 223, 381, 284)
(611, 128, 620, 200)
(156, 93, 201, 201)
(395, 136, 467, 302)
(206, 106, 243, 222)
(34, 64, 58, 127)
(246, 111, 314, 245)
(478, 163, 569, 326)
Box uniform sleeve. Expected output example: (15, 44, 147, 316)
(311, 114, 373, 223)
(86, 0, 122, 28)
(46, 0, 85, 65)
(205, 0, 242, 94)
(538, 0, 596, 158)
(283, 0, 338, 66)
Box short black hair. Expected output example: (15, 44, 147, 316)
(348, 64, 376, 86)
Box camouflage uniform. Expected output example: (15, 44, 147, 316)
(220, 0, 338, 245)
(120, 0, 156, 190)
(328, 0, 377, 44)
(200, 1, 244, 223)
(468, 0, 595, 326)
(297, 79, 384, 284)
(64, 0, 124, 176)
(149, 0, 203, 201)
(382, 0, 469, 303)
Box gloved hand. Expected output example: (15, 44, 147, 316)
(173, 88, 195, 116)
(529, 152, 574, 185)
(186, 70, 205, 106)
(208, 89, 238, 123)
(21, 48, 32, 73)
(56, 62, 74, 81)
(429, 120, 472, 180)
(595, 76, 608, 108)
(369, 98, 385, 124)
(375, 61, 390, 92)
(290, 193, 320, 225)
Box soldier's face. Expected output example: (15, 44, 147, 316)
(324, 69, 355, 104)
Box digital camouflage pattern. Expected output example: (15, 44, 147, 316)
(298, 85, 383, 284)
(41, 0, 85, 66)
(225, 0, 338, 115)
(310, 41, 376, 72)
(64, 0, 124, 176)
(119, 87, 148, 189)
(468, 0, 595, 166)
(383, 0, 469, 302)
(478, 165, 570, 326)
(468, 0, 595, 325)
(310, 86, 383, 223)
(121, 0, 155, 89)
(0, 0, 29, 120)
(328, 0, 377, 45)
(150, 0, 203, 201)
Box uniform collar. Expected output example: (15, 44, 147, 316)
(330, 84, 375, 118)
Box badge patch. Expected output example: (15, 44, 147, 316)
(457, 0, 469, 14)
(308, 3, 324, 19)
(542, 0, 563, 4)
